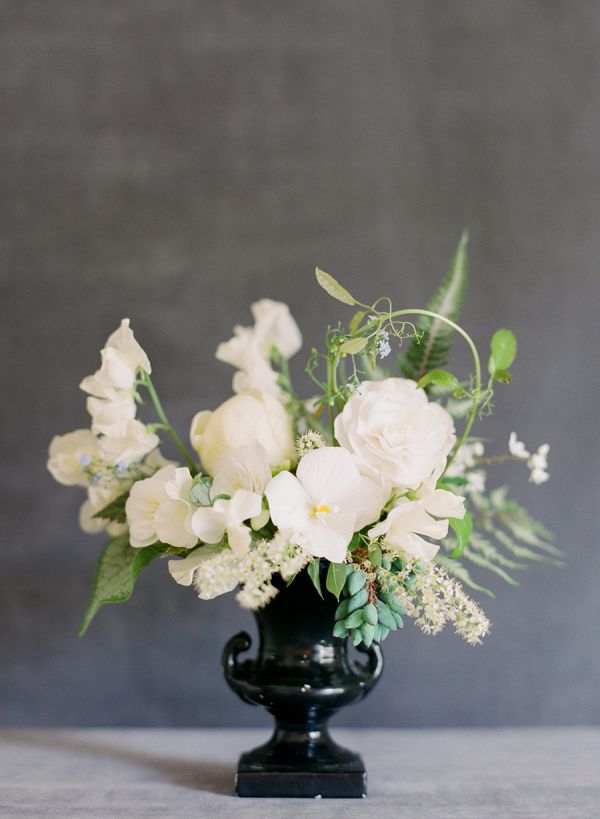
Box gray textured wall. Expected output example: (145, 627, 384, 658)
(1, 1, 599, 729)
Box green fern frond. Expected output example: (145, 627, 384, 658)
(436, 555, 494, 597)
(469, 531, 528, 570)
(401, 231, 469, 381)
(461, 548, 520, 586)
(486, 526, 564, 566)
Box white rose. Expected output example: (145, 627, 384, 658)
(334, 378, 456, 490)
(98, 419, 159, 466)
(251, 299, 302, 359)
(47, 429, 100, 487)
(189, 390, 295, 476)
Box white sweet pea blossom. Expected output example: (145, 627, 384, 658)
(216, 326, 281, 395)
(191, 489, 263, 556)
(369, 463, 465, 562)
(334, 378, 456, 491)
(528, 444, 550, 485)
(167, 545, 232, 588)
(216, 300, 301, 396)
(80, 319, 150, 400)
(265, 447, 386, 563)
(190, 390, 295, 476)
(79, 484, 128, 537)
(509, 432, 530, 459)
(369, 500, 449, 562)
(47, 429, 100, 487)
(98, 420, 159, 466)
(125, 465, 196, 549)
(86, 393, 137, 437)
(251, 299, 302, 359)
(211, 443, 272, 498)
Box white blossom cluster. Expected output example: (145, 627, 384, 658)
(192, 533, 311, 610)
(378, 560, 491, 645)
(509, 433, 550, 484)
(47, 320, 162, 536)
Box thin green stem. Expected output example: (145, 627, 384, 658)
(140, 372, 198, 474)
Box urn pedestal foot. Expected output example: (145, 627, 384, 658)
(234, 724, 367, 798)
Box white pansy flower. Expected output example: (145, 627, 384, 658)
(528, 444, 550, 485)
(99, 420, 159, 466)
(369, 500, 450, 562)
(47, 429, 100, 487)
(191, 489, 263, 556)
(87, 393, 137, 437)
(126, 465, 196, 549)
(334, 378, 456, 491)
(265, 447, 386, 563)
(190, 390, 295, 476)
(251, 299, 302, 359)
(509, 432, 530, 459)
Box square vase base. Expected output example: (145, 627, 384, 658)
(235, 758, 367, 799)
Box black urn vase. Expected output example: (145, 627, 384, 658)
(221, 561, 384, 798)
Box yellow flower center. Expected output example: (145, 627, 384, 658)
(312, 504, 331, 517)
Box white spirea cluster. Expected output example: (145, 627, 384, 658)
(378, 561, 491, 645)
(191, 533, 311, 610)
(509, 433, 550, 485)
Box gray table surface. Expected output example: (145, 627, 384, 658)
(0, 728, 598, 818)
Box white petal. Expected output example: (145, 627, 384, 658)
(223, 490, 263, 526)
(190, 507, 226, 544)
(265, 471, 311, 531)
(227, 524, 252, 556)
(167, 546, 218, 586)
(296, 447, 359, 506)
(422, 489, 465, 520)
(155, 499, 197, 549)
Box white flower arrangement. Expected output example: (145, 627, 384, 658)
(48, 234, 561, 646)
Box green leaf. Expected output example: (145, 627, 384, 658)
(492, 368, 512, 384)
(340, 337, 368, 355)
(437, 475, 469, 488)
(402, 231, 469, 381)
(449, 512, 473, 559)
(188, 475, 212, 507)
(348, 532, 362, 552)
(315, 268, 357, 305)
(307, 558, 324, 599)
(349, 310, 366, 333)
(326, 562, 348, 600)
(79, 535, 161, 636)
(488, 329, 517, 374)
(417, 369, 459, 390)
(92, 491, 129, 524)
(368, 544, 383, 568)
